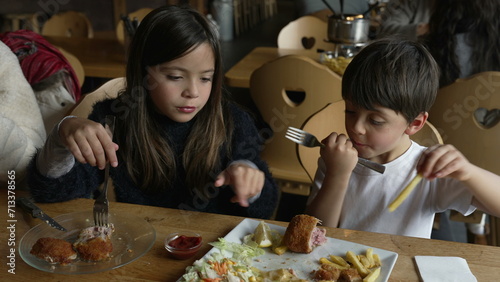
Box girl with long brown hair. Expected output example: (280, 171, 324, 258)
(28, 5, 278, 219)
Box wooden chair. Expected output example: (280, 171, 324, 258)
(70, 77, 124, 118)
(249, 54, 342, 195)
(277, 15, 335, 51)
(298, 101, 443, 182)
(41, 11, 94, 38)
(115, 8, 153, 44)
(56, 47, 85, 87)
(69, 77, 125, 202)
(430, 71, 500, 246)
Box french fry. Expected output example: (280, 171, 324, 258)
(373, 254, 381, 267)
(365, 248, 375, 267)
(388, 174, 423, 212)
(328, 255, 350, 268)
(272, 245, 287, 255)
(319, 257, 350, 269)
(346, 251, 371, 277)
(358, 255, 372, 268)
(363, 267, 381, 282)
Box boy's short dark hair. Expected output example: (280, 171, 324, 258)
(342, 38, 440, 122)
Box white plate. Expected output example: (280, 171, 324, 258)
(19, 211, 156, 274)
(201, 218, 398, 281)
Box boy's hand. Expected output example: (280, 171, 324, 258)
(214, 163, 264, 207)
(417, 144, 472, 181)
(59, 117, 119, 170)
(320, 132, 358, 176)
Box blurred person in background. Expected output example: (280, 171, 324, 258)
(423, 0, 500, 87)
(376, 0, 433, 40)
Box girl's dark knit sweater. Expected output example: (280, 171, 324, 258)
(28, 99, 279, 219)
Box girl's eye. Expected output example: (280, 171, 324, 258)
(201, 77, 212, 82)
(167, 75, 182, 80)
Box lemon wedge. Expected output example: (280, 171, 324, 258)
(253, 221, 273, 248)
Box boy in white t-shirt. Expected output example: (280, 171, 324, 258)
(306, 38, 500, 238)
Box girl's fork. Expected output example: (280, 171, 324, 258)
(285, 126, 386, 174)
(93, 115, 115, 227)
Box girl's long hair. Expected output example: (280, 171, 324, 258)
(112, 5, 232, 194)
(425, 0, 500, 87)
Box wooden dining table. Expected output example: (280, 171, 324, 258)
(45, 36, 127, 79)
(224, 47, 322, 88)
(3, 197, 500, 281)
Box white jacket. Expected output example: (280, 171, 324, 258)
(0, 41, 46, 184)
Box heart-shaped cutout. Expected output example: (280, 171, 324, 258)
(474, 107, 500, 128)
(301, 37, 315, 49)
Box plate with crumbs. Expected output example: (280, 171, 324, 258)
(19, 211, 156, 274)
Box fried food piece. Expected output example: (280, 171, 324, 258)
(339, 268, 362, 282)
(312, 264, 341, 281)
(73, 225, 114, 261)
(30, 237, 77, 265)
(74, 237, 113, 261)
(283, 214, 327, 253)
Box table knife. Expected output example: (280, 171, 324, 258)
(16, 197, 67, 231)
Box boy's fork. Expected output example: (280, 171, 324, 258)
(285, 126, 386, 174)
(93, 115, 115, 227)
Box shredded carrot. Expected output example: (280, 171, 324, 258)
(212, 261, 229, 275)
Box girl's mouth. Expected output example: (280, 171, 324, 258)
(177, 107, 196, 113)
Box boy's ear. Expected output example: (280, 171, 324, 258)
(405, 112, 428, 135)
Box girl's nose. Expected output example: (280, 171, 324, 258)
(182, 80, 199, 98)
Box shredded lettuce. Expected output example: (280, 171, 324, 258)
(180, 251, 260, 282)
(209, 237, 265, 262)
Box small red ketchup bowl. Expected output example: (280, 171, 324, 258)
(165, 232, 202, 260)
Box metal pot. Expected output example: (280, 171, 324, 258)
(327, 14, 370, 44)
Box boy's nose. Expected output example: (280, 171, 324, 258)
(351, 119, 366, 135)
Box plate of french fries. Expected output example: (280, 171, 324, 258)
(209, 218, 398, 281)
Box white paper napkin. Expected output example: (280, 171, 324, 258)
(415, 256, 477, 282)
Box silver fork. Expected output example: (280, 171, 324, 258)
(285, 126, 386, 174)
(93, 115, 115, 226)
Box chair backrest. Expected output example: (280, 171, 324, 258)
(277, 15, 335, 51)
(56, 47, 85, 87)
(115, 8, 153, 44)
(42, 11, 94, 38)
(70, 77, 124, 118)
(299, 101, 443, 182)
(430, 71, 500, 175)
(249, 54, 342, 185)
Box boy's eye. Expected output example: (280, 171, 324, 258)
(370, 118, 385, 125)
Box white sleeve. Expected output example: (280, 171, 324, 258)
(36, 116, 76, 178)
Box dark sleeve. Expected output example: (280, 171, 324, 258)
(27, 100, 113, 202)
(225, 103, 279, 219)
(27, 157, 102, 202)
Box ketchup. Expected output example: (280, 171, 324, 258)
(167, 235, 202, 259)
(168, 235, 201, 249)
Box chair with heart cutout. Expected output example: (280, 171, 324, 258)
(277, 15, 335, 51)
(429, 71, 500, 246)
(249, 54, 342, 199)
